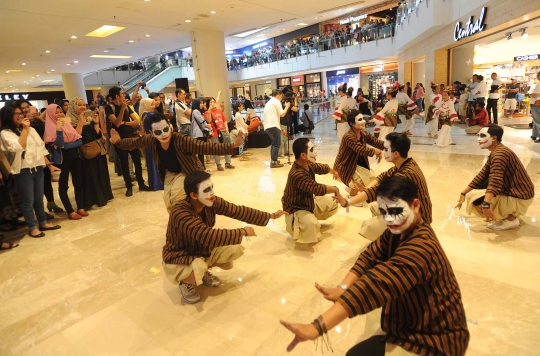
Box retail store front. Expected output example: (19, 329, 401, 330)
(360, 63, 398, 99)
(0, 90, 93, 109)
(326, 68, 359, 96)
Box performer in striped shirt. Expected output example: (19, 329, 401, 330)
(337, 132, 432, 240)
(282, 138, 343, 244)
(333, 109, 384, 198)
(163, 171, 286, 304)
(110, 113, 243, 212)
(280, 176, 469, 356)
(456, 124, 534, 230)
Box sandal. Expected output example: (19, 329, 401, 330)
(1, 242, 19, 250)
(239, 156, 249, 161)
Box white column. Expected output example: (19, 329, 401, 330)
(321, 71, 328, 97)
(451, 47, 475, 85)
(62, 73, 87, 102)
(190, 28, 231, 120)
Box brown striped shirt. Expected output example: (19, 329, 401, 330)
(337, 221, 469, 356)
(282, 162, 330, 214)
(115, 132, 234, 182)
(163, 197, 270, 265)
(469, 144, 534, 200)
(334, 129, 384, 185)
(365, 158, 432, 224)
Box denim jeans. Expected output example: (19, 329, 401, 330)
(279, 125, 290, 156)
(265, 127, 281, 162)
(531, 105, 540, 139)
(14, 167, 47, 231)
(210, 136, 231, 166)
(415, 98, 424, 112)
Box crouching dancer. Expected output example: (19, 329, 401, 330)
(163, 171, 287, 304)
(282, 138, 342, 244)
(280, 176, 469, 356)
(456, 124, 534, 230)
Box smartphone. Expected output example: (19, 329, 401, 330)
(27, 106, 38, 115)
(84, 111, 94, 120)
(140, 82, 146, 89)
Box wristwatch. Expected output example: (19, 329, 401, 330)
(338, 283, 348, 291)
(481, 201, 491, 209)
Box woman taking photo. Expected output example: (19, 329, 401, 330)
(67, 97, 114, 209)
(0, 105, 61, 238)
(44, 104, 88, 220)
(190, 98, 210, 171)
(140, 98, 164, 190)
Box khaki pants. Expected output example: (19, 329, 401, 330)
(358, 201, 387, 241)
(348, 166, 376, 190)
(162, 245, 245, 286)
(385, 344, 418, 355)
(163, 171, 187, 213)
(465, 189, 534, 220)
(286, 196, 338, 243)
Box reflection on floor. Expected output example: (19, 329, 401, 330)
(1, 116, 539, 356)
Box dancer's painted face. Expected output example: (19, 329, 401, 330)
(377, 196, 414, 234)
(383, 140, 394, 162)
(151, 120, 172, 143)
(477, 127, 493, 149)
(354, 114, 365, 130)
(306, 141, 317, 162)
(197, 179, 215, 207)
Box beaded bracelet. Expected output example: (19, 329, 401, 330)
(312, 315, 333, 353)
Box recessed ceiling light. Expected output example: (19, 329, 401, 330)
(45, 50, 50, 53)
(21, 63, 26, 66)
(36, 75, 40, 77)
(146, 34, 150, 37)
(6, 70, 22, 73)
(66, 64, 71, 66)
(50, 69, 55, 72)
(90, 54, 133, 59)
(31, 76, 35, 78)
(233, 27, 269, 38)
(86, 25, 126, 38)
(297, 23, 308, 26)
(347, 7, 353, 11)
(211, 11, 216, 14)
(144, 0, 150, 2)
(74, 61, 78, 63)
(41, 80, 54, 83)
(128, 40, 135, 43)
(71, 36, 77, 39)
(185, 20, 191, 23)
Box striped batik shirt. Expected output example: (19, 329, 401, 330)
(333, 129, 384, 186)
(469, 144, 534, 200)
(115, 132, 235, 182)
(282, 162, 330, 214)
(163, 197, 270, 265)
(338, 221, 470, 356)
(364, 158, 433, 224)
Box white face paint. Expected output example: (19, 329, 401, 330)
(383, 140, 394, 162)
(197, 179, 215, 207)
(477, 127, 493, 149)
(377, 196, 414, 234)
(354, 114, 365, 130)
(151, 120, 172, 143)
(307, 141, 317, 162)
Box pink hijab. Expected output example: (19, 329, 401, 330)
(44, 104, 82, 143)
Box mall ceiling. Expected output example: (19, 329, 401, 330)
(0, 0, 391, 92)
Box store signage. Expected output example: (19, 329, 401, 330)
(514, 54, 539, 61)
(454, 7, 487, 42)
(244, 84, 250, 87)
(292, 75, 304, 85)
(252, 41, 269, 49)
(327, 68, 360, 77)
(0, 93, 30, 101)
(336, 70, 346, 75)
(339, 14, 367, 25)
(265, 80, 272, 84)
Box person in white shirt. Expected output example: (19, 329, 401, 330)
(263, 89, 291, 168)
(487, 73, 504, 124)
(529, 71, 540, 143)
(232, 102, 249, 161)
(474, 75, 487, 105)
(174, 89, 192, 135)
(0, 105, 61, 239)
(466, 75, 478, 117)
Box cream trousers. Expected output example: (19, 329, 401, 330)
(286, 196, 339, 243)
(164, 171, 187, 213)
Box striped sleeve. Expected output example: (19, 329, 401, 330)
(213, 197, 271, 226)
(345, 133, 376, 157)
(179, 134, 235, 156)
(337, 230, 433, 317)
(115, 134, 153, 151)
(291, 169, 327, 196)
(310, 163, 331, 175)
(365, 168, 395, 203)
(364, 133, 385, 150)
(468, 158, 490, 190)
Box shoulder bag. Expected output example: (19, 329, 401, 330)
(193, 112, 213, 139)
(80, 126, 106, 159)
(303, 112, 315, 131)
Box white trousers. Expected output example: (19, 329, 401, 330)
(337, 122, 349, 142)
(426, 119, 438, 137)
(435, 125, 452, 147)
(378, 126, 395, 141)
(401, 117, 415, 133)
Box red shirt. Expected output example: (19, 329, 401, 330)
(475, 108, 488, 126)
(209, 109, 227, 137)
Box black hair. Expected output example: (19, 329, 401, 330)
(148, 112, 168, 126)
(125, 93, 131, 100)
(184, 171, 212, 197)
(108, 86, 122, 100)
(346, 86, 354, 97)
(175, 88, 185, 97)
(398, 85, 405, 91)
(232, 101, 243, 115)
(385, 132, 410, 158)
(431, 84, 438, 92)
(477, 75, 484, 81)
(293, 137, 310, 160)
(185, 92, 192, 99)
(15, 100, 32, 109)
(244, 100, 254, 110)
(303, 103, 309, 110)
(376, 175, 418, 205)
(485, 124, 503, 142)
(148, 92, 159, 99)
(40, 108, 46, 114)
(0, 105, 22, 136)
(346, 109, 362, 127)
(338, 83, 347, 94)
(386, 89, 398, 98)
(406, 82, 411, 85)
(475, 101, 485, 109)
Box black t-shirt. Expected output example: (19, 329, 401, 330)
(105, 103, 135, 138)
(157, 144, 182, 173)
(506, 83, 520, 99)
(357, 156, 369, 169)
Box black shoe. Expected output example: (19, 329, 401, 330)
(532, 136, 537, 141)
(28, 231, 45, 238)
(138, 184, 151, 191)
(45, 212, 54, 220)
(125, 188, 133, 197)
(40, 225, 61, 231)
(535, 139, 540, 144)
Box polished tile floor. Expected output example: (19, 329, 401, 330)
(1, 115, 539, 356)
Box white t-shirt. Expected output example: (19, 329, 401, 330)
(467, 82, 477, 100)
(234, 112, 248, 134)
(489, 79, 503, 99)
(262, 97, 284, 130)
(475, 80, 487, 98)
(174, 100, 190, 125)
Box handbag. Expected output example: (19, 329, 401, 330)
(193, 113, 212, 139)
(303, 112, 315, 131)
(80, 141, 101, 159)
(96, 137, 106, 155)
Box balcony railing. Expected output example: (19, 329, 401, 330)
(395, 0, 424, 28)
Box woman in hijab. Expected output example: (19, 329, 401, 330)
(66, 97, 113, 210)
(139, 98, 163, 191)
(190, 98, 210, 171)
(44, 103, 87, 220)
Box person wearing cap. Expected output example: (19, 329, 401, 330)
(333, 109, 384, 198)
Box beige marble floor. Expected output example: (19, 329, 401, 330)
(1, 116, 539, 356)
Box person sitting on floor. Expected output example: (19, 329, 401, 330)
(282, 138, 343, 244)
(163, 170, 287, 304)
(464, 101, 489, 135)
(456, 124, 534, 230)
(280, 175, 469, 356)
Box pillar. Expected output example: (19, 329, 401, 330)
(320, 71, 328, 97)
(62, 73, 88, 102)
(434, 49, 449, 86)
(451, 47, 475, 85)
(190, 29, 231, 120)
(412, 61, 426, 89)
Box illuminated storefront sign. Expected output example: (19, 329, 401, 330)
(0, 93, 29, 101)
(339, 14, 367, 25)
(292, 75, 304, 85)
(454, 7, 487, 41)
(514, 54, 539, 61)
